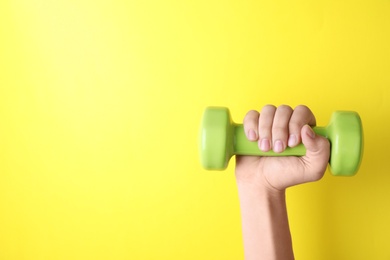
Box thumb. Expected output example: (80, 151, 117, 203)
(300, 125, 330, 182)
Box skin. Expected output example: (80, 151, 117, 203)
(235, 105, 330, 260)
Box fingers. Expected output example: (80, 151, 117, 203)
(243, 110, 260, 141)
(301, 125, 330, 182)
(288, 105, 316, 147)
(270, 105, 293, 152)
(243, 105, 317, 153)
(258, 105, 276, 152)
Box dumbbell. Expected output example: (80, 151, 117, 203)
(199, 107, 363, 176)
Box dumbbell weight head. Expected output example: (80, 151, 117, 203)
(325, 111, 363, 176)
(199, 107, 235, 170)
(199, 107, 363, 176)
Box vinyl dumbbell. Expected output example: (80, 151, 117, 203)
(199, 107, 363, 176)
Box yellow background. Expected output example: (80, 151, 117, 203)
(0, 0, 389, 259)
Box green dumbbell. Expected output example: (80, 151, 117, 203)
(199, 107, 363, 176)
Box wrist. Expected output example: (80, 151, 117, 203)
(236, 180, 287, 215)
(235, 170, 286, 199)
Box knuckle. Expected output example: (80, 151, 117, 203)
(271, 125, 288, 139)
(263, 104, 277, 110)
(259, 118, 273, 128)
(245, 109, 258, 118)
(288, 120, 301, 130)
(243, 110, 259, 124)
(292, 105, 316, 126)
(261, 104, 277, 114)
(294, 104, 310, 112)
(277, 104, 293, 112)
(272, 125, 285, 132)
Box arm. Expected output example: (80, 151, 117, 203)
(237, 182, 292, 260)
(235, 105, 330, 260)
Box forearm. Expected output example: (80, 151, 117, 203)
(237, 183, 294, 260)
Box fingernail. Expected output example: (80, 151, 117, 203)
(288, 134, 297, 147)
(274, 140, 283, 153)
(248, 129, 257, 141)
(307, 127, 315, 139)
(260, 139, 270, 151)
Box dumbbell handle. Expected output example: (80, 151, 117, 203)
(233, 124, 328, 156)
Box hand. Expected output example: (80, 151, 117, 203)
(235, 105, 330, 191)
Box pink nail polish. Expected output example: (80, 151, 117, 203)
(274, 140, 283, 153)
(288, 134, 296, 147)
(248, 129, 257, 141)
(260, 139, 270, 151)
